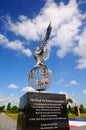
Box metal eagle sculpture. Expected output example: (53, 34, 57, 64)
(29, 23, 52, 91)
(34, 23, 52, 66)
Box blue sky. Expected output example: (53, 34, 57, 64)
(0, 0, 86, 107)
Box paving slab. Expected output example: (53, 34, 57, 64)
(0, 113, 17, 130)
(70, 125, 86, 130)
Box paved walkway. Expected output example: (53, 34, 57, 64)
(72, 126, 86, 130)
(0, 113, 17, 130)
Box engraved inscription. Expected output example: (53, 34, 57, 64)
(27, 93, 69, 130)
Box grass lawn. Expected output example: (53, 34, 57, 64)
(68, 113, 86, 118)
(6, 113, 86, 120)
(6, 113, 18, 120)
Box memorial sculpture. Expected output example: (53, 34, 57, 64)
(28, 23, 53, 91)
(17, 24, 69, 130)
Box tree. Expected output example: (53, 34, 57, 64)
(7, 103, 11, 111)
(79, 104, 85, 113)
(11, 105, 18, 113)
(0, 105, 5, 112)
(68, 105, 72, 113)
(67, 98, 73, 113)
(67, 98, 73, 104)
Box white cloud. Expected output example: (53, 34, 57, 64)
(0, 94, 5, 103)
(70, 80, 78, 85)
(56, 78, 64, 84)
(21, 86, 36, 92)
(0, 34, 8, 44)
(78, 0, 86, 5)
(0, 93, 19, 106)
(59, 91, 69, 98)
(7, 94, 19, 105)
(8, 84, 18, 89)
(0, 34, 32, 57)
(0, 91, 2, 94)
(65, 80, 78, 87)
(74, 28, 86, 69)
(58, 91, 79, 106)
(22, 48, 32, 57)
(7, 0, 81, 43)
(71, 93, 75, 97)
(2, 0, 86, 68)
(83, 90, 86, 94)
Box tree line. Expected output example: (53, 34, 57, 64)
(67, 98, 86, 116)
(0, 103, 18, 113)
(0, 98, 86, 114)
(67, 104, 86, 113)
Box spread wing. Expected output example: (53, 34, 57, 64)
(40, 23, 52, 60)
(41, 23, 52, 49)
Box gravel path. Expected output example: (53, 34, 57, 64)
(0, 113, 17, 130)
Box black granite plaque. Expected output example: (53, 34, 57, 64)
(17, 92, 69, 130)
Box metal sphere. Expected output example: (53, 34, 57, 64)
(28, 65, 52, 91)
